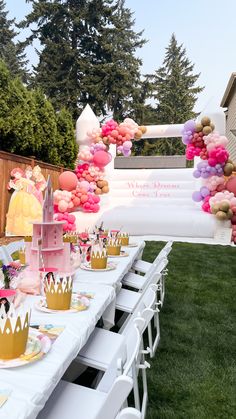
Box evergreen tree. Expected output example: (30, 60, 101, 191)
(0, 0, 28, 81)
(149, 33, 204, 155)
(0, 61, 77, 168)
(20, 0, 145, 120)
(0, 60, 39, 155)
(32, 89, 61, 165)
(56, 107, 78, 169)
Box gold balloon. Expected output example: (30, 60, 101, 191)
(219, 200, 230, 212)
(223, 163, 233, 177)
(95, 188, 102, 195)
(102, 186, 109, 194)
(211, 203, 220, 214)
(134, 130, 143, 140)
(140, 125, 147, 134)
(201, 116, 211, 126)
(97, 180, 106, 188)
(227, 209, 233, 219)
(202, 126, 212, 135)
(195, 123, 203, 132)
(210, 123, 215, 131)
(216, 211, 228, 221)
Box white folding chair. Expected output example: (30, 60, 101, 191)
(37, 321, 143, 419)
(3, 240, 24, 262)
(122, 256, 166, 291)
(132, 241, 172, 275)
(76, 288, 159, 418)
(116, 259, 168, 314)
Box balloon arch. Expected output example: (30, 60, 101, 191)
(53, 106, 236, 243)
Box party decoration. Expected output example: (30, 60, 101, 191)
(25, 177, 75, 275)
(58, 171, 78, 192)
(181, 115, 236, 241)
(53, 114, 145, 219)
(6, 166, 43, 236)
(0, 303, 30, 360)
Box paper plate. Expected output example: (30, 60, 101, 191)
(80, 262, 116, 272)
(35, 293, 90, 314)
(0, 329, 51, 369)
(108, 251, 129, 258)
(124, 243, 138, 248)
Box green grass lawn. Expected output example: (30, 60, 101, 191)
(142, 241, 236, 419)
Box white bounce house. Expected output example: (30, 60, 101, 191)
(72, 106, 229, 241)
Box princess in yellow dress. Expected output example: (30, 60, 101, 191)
(6, 168, 42, 236)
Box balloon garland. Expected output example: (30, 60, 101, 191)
(53, 118, 146, 231)
(181, 116, 236, 243)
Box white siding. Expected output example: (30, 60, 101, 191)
(226, 91, 236, 161)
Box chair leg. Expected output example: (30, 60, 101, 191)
(139, 351, 150, 419)
(147, 323, 154, 358)
(152, 305, 161, 357)
(132, 363, 141, 411)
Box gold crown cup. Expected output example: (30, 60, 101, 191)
(118, 233, 129, 246)
(44, 275, 73, 310)
(91, 248, 108, 269)
(0, 304, 30, 360)
(106, 238, 122, 256)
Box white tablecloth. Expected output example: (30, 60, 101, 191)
(0, 239, 145, 419)
(0, 283, 115, 419)
(74, 239, 145, 289)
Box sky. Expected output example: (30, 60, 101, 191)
(5, 0, 236, 113)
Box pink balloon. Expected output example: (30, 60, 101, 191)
(93, 151, 112, 168)
(63, 221, 69, 231)
(226, 177, 236, 196)
(55, 213, 64, 221)
(59, 171, 78, 191)
(68, 214, 76, 223)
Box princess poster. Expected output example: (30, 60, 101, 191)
(5, 165, 47, 236)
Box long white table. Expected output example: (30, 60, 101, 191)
(0, 240, 145, 419)
(74, 239, 145, 289)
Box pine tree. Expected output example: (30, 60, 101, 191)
(20, 0, 145, 120)
(0, 0, 28, 81)
(149, 33, 204, 155)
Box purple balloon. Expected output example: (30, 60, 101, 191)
(202, 172, 210, 179)
(184, 120, 196, 132)
(200, 186, 210, 198)
(192, 191, 202, 202)
(193, 170, 201, 178)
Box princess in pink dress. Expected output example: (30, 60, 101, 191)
(32, 165, 47, 204)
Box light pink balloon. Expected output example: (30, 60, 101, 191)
(58, 200, 68, 212)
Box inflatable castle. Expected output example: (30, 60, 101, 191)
(67, 105, 232, 242)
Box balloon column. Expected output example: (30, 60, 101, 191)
(182, 116, 236, 243)
(75, 118, 146, 196)
(53, 118, 146, 231)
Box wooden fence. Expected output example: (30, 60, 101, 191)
(0, 151, 69, 236)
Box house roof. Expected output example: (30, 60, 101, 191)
(220, 73, 236, 108)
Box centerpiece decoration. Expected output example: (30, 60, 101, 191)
(0, 261, 23, 290)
